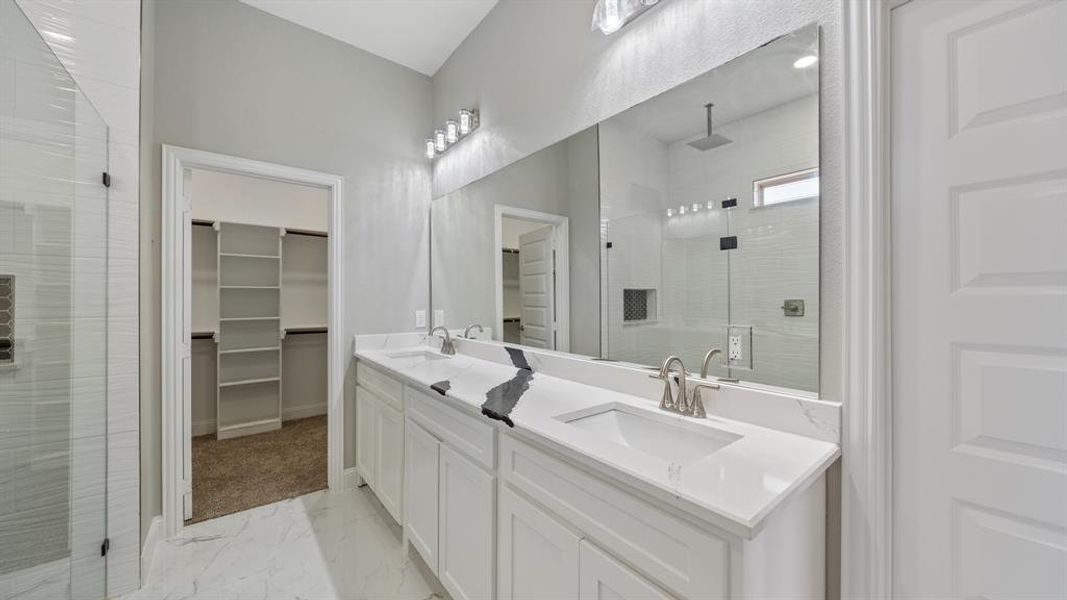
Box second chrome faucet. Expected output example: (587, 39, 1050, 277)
(651, 348, 722, 418)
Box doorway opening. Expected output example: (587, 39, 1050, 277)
(494, 206, 569, 351)
(162, 146, 345, 537)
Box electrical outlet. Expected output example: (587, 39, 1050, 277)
(433, 309, 444, 328)
(414, 310, 426, 328)
(729, 335, 743, 360)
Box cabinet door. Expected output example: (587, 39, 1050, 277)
(405, 418, 440, 573)
(355, 385, 377, 487)
(579, 540, 672, 600)
(439, 444, 495, 600)
(498, 485, 580, 600)
(375, 401, 404, 524)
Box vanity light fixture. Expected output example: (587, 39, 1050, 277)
(678, 205, 687, 215)
(591, 0, 663, 35)
(691, 203, 700, 212)
(426, 109, 479, 160)
(666, 208, 674, 217)
(706, 200, 715, 210)
(459, 109, 475, 135)
(793, 55, 818, 69)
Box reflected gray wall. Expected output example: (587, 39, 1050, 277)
(432, 127, 600, 354)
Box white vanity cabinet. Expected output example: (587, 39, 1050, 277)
(404, 387, 497, 600)
(354, 362, 405, 524)
(497, 485, 580, 599)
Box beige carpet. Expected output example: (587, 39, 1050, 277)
(188, 415, 327, 524)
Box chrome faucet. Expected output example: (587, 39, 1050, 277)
(430, 326, 455, 355)
(650, 352, 720, 418)
(651, 356, 688, 414)
(688, 348, 724, 419)
(462, 323, 483, 339)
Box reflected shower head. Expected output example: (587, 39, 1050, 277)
(687, 103, 733, 151)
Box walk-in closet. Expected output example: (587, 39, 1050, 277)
(189, 168, 329, 523)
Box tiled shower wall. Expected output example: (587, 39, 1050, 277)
(16, 0, 142, 594)
(601, 95, 819, 392)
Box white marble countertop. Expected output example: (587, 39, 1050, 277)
(354, 340, 839, 540)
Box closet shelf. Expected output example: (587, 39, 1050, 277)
(219, 316, 280, 322)
(218, 346, 280, 355)
(220, 252, 279, 260)
(219, 376, 280, 388)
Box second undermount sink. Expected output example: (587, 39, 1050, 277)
(558, 403, 741, 465)
(383, 349, 451, 365)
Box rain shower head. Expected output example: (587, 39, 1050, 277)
(687, 103, 733, 151)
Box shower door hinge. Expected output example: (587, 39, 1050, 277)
(101, 172, 111, 188)
(100, 538, 110, 557)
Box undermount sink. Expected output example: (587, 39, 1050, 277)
(558, 404, 741, 465)
(383, 349, 451, 364)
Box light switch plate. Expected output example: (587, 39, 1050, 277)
(433, 309, 444, 328)
(414, 310, 426, 328)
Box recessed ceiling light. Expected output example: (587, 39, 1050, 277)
(793, 55, 818, 69)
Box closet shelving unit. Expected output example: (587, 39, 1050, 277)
(214, 222, 284, 439)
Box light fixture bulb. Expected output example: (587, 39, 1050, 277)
(679, 205, 686, 215)
(691, 203, 700, 212)
(425, 139, 436, 159)
(598, 0, 624, 34)
(434, 130, 446, 152)
(706, 200, 714, 210)
(666, 208, 673, 217)
(459, 109, 474, 135)
(446, 120, 459, 143)
(793, 55, 818, 69)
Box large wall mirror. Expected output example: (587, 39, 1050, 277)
(431, 24, 820, 394)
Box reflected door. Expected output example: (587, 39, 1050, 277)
(518, 226, 555, 349)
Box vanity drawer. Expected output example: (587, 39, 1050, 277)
(499, 434, 730, 599)
(405, 387, 496, 470)
(357, 361, 403, 411)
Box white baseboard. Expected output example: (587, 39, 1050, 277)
(141, 515, 162, 586)
(342, 466, 363, 490)
(192, 404, 327, 437)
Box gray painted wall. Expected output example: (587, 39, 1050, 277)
(140, 0, 432, 538)
(430, 0, 843, 404)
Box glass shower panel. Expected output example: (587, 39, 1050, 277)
(0, 2, 109, 598)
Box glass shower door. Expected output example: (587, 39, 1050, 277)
(0, 1, 109, 598)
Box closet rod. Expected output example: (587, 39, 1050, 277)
(285, 327, 327, 335)
(286, 228, 328, 239)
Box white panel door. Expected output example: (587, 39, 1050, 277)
(891, 1, 1067, 597)
(497, 485, 580, 599)
(375, 401, 404, 524)
(405, 418, 440, 573)
(579, 540, 671, 600)
(518, 226, 555, 349)
(439, 444, 495, 600)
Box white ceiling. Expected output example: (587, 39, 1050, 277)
(239, 0, 498, 76)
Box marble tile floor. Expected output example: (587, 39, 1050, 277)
(123, 487, 446, 600)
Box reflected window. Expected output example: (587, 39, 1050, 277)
(753, 168, 819, 207)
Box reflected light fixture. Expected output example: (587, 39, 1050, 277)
(592, 0, 663, 35)
(446, 120, 459, 143)
(434, 129, 446, 152)
(425, 139, 436, 159)
(666, 208, 674, 218)
(678, 205, 687, 215)
(459, 109, 476, 135)
(793, 55, 818, 69)
(691, 203, 700, 212)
